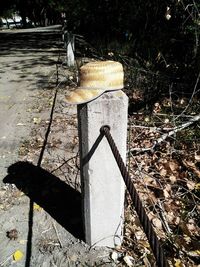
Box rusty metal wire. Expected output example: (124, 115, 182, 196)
(100, 126, 168, 267)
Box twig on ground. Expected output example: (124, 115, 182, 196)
(128, 124, 174, 132)
(50, 154, 78, 173)
(0, 254, 12, 266)
(52, 221, 63, 248)
(157, 200, 172, 235)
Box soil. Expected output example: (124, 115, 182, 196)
(0, 27, 116, 267)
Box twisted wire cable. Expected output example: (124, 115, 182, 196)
(100, 126, 168, 267)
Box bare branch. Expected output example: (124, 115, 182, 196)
(129, 114, 200, 154)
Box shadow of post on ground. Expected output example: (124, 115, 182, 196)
(3, 161, 84, 240)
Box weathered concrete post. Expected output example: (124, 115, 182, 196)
(65, 60, 128, 247)
(77, 91, 128, 247)
(63, 31, 75, 67)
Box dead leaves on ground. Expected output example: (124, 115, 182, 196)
(124, 113, 200, 266)
(182, 159, 200, 180)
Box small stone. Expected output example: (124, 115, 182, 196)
(111, 251, 119, 262)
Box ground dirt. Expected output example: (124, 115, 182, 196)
(0, 27, 116, 267)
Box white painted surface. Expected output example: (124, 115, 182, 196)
(64, 31, 75, 67)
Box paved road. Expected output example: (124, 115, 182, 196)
(0, 27, 114, 267)
(0, 26, 62, 181)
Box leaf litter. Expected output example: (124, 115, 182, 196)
(123, 96, 200, 266)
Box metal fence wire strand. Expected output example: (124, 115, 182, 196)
(100, 126, 169, 267)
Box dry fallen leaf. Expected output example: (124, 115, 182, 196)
(134, 230, 146, 240)
(186, 219, 199, 236)
(195, 183, 200, 190)
(169, 175, 177, 183)
(194, 153, 200, 162)
(13, 250, 24, 261)
(182, 160, 200, 178)
(163, 185, 171, 198)
(143, 175, 155, 185)
(33, 117, 41, 124)
(168, 160, 179, 172)
(186, 180, 196, 190)
(19, 240, 27, 244)
(33, 203, 43, 211)
(174, 258, 183, 267)
(159, 168, 167, 177)
(188, 250, 200, 257)
(166, 212, 180, 225)
(123, 255, 134, 267)
(152, 217, 163, 230)
(179, 222, 191, 236)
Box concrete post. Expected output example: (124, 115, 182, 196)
(78, 90, 128, 247)
(63, 31, 75, 67)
